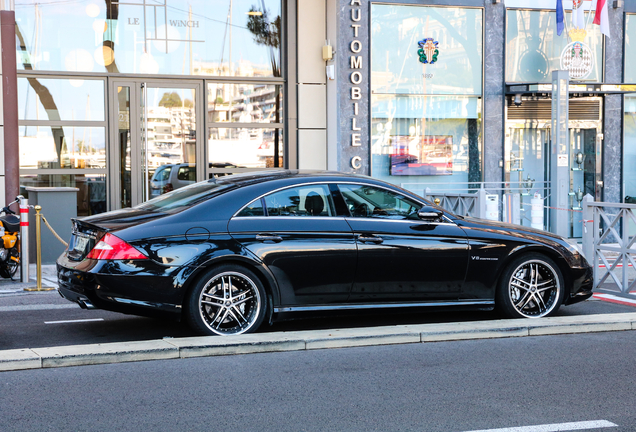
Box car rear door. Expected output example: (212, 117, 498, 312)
(228, 183, 357, 306)
(337, 183, 469, 302)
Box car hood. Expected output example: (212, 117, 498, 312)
(459, 216, 567, 243)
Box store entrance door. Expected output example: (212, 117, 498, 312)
(108, 79, 203, 208)
(505, 120, 602, 238)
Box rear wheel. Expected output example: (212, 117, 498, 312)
(496, 253, 564, 319)
(185, 265, 267, 336)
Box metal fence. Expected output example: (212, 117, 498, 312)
(582, 197, 636, 294)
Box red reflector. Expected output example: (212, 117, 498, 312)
(86, 233, 147, 260)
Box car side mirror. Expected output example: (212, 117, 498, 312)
(417, 206, 444, 221)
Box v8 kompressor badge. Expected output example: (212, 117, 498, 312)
(417, 38, 439, 64)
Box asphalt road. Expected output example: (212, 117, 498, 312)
(2, 330, 635, 431)
(1, 288, 635, 350)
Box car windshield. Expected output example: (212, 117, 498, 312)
(135, 180, 232, 212)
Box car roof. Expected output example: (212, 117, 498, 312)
(212, 170, 373, 187)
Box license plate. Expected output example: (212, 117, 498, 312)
(73, 235, 89, 254)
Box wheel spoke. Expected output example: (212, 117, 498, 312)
(232, 295, 254, 308)
(228, 308, 245, 325)
(536, 279, 555, 288)
(201, 300, 223, 308)
(213, 308, 230, 329)
(511, 281, 531, 291)
(202, 293, 224, 302)
(515, 291, 533, 310)
(511, 275, 530, 288)
(535, 292, 547, 311)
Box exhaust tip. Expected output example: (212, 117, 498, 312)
(77, 299, 95, 310)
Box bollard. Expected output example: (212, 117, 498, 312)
(19, 196, 29, 283)
(23, 205, 54, 291)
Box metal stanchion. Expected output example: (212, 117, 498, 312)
(19, 196, 29, 283)
(24, 205, 54, 291)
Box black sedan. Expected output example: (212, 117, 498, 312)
(57, 171, 593, 336)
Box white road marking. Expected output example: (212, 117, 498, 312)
(462, 420, 618, 432)
(594, 293, 636, 306)
(44, 318, 104, 324)
(0, 304, 79, 312)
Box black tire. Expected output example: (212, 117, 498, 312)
(185, 264, 267, 336)
(0, 251, 19, 279)
(496, 253, 565, 319)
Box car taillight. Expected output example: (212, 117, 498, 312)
(162, 183, 174, 194)
(86, 233, 147, 260)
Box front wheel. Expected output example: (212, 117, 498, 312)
(496, 253, 565, 319)
(185, 265, 267, 336)
(0, 249, 19, 279)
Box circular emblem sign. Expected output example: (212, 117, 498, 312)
(560, 41, 594, 80)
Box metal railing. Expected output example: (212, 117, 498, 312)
(582, 196, 636, 294)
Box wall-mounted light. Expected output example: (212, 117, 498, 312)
(322, 40, 334, 62)
(613, 0, 623, 8)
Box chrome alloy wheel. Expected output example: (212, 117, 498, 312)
(507, 259, 561, 318)
(198, 271, 262, 335)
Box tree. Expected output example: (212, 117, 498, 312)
(246, 5, 281, 77)
(159, 92, 183, 107)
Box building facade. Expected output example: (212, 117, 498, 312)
(0, 0, 634, 238)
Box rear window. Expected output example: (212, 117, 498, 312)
(135, 180, 231, 212)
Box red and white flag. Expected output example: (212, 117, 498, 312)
(593, 0, 611, 38)
(571, 0, 585, 29)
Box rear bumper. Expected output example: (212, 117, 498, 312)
(56, 253, 184, 319)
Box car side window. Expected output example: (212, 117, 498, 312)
(156, 167, 171, 181)
(264, 185, 334, 217)
(177, 166, 196, 181)
(236, 198, 265, 217)
(338, 184, 422, 220)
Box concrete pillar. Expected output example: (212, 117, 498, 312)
(1, 6, 17, 206)
(602, 3, 624, 204)
(297, 0, 327, 170)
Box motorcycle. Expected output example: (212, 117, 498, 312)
(0, 196, 22, 279)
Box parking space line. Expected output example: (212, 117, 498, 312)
(44, 318, 104, 324)
(462, 420, 617, 432)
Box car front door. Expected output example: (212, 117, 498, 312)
(337, 183, 469, 302)
(228, 183, 357, 306)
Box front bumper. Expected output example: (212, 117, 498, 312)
(564, 265, 594, 305)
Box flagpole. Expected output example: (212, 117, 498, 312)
(584, 0, 594, 30)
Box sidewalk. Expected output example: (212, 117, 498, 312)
(0, 264, 58, 294)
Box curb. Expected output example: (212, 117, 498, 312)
(2, 312, 636, 372)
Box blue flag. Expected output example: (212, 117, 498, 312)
(556, 0, 564, 36)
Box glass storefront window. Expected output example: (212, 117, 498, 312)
(626, 15, 636, 82)
(506, 10, 603, 82)
(19, 126, 106, 170)
(18, 77, 105, 121)
(208, 127, 283, 169)
(371, 95, 481, 190)
(20, 174, 106, 217)
(371, 4, 483, 192)
(371, 5, 483, 96)
(15, 0, 282, 78)
(207, 83, 282, 123)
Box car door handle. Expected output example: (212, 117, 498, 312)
(256, 233, 283, 243)
(358, 235, 383, 244)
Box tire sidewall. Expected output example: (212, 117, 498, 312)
(496, 253, 565, 319)
(185, 264, 267, 336)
